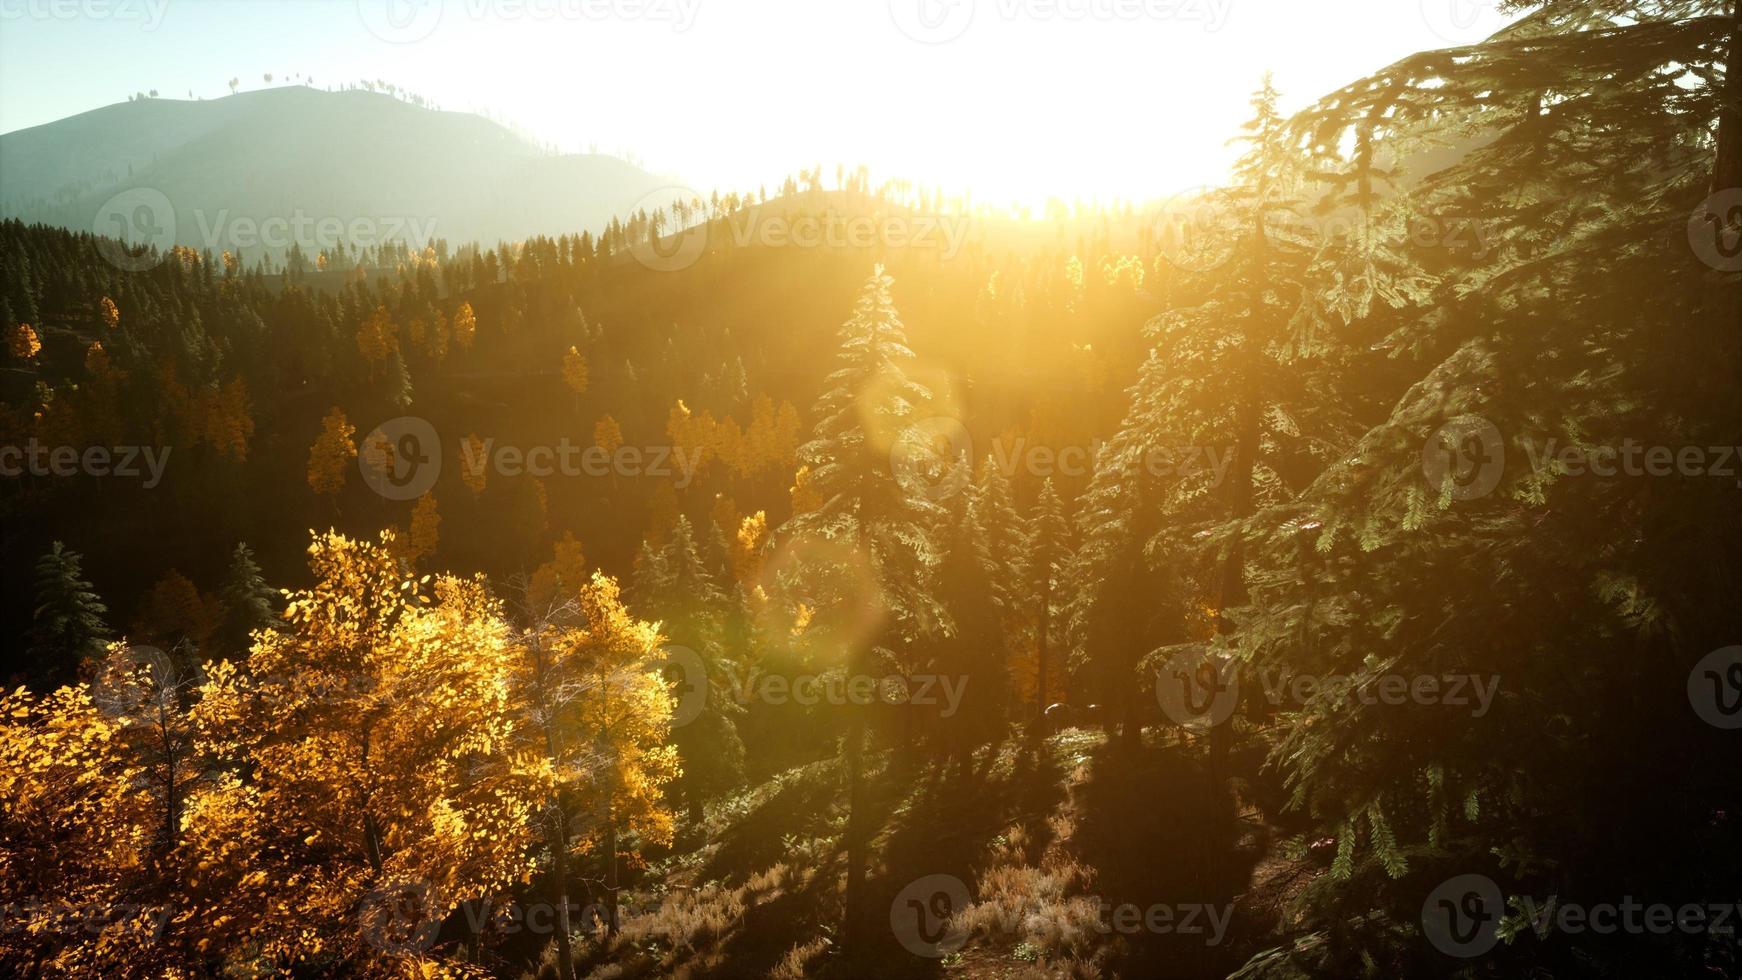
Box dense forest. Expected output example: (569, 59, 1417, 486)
(3, 1, 1741, 977)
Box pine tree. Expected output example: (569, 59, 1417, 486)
(215, 542, 278, 658)
(927, 464, 1008, 750)
(1024, 478, 1071, 720)
(1225, 4, 1742, 974)
(26, 542, 111, 675)
(973, 456, 1027, 630)
(780, 264, 942, 954)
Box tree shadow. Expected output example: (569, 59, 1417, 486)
(1070, 731, 1266, 980)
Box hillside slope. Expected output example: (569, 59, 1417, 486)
(0, 87, 677, 256)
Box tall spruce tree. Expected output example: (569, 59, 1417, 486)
(1025, 478, 1072, 720)
(780, 264, 941, 954)
(927, 461, 1009, 750)
(1226, 3, 1742, 974)
(652, 516, 746, 830)
(26, 542, 111, 676)
(215, 542, 278, 658)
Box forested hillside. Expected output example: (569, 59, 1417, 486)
(2, 1, 1739, 978)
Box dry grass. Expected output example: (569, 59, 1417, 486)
(767, 936, 830, 979)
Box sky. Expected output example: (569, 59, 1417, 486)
(0, 0, 1520, 208)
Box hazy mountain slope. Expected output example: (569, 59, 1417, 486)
(0, 87, 676, 255)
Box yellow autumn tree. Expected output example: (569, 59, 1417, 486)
(0, 683, 168, 977)
(356, 305, 398, 365)
(460, 433, 488, 496)
(554, 574, 678, 932)
(789, 464, 822, 515)
(184, 530, 548, 973)
(527, 530, 588, 612)
(452, 302, 477, 353)
(594, 415, 623, 456)
(562, 346, 589, 396)
(307, 407, 356, 499)
(131, 569, 217, 654)
(10, 323, 41, 361)
(732, 511, 769, 591)
(403, 492, 441, 567)
(99, 296, 120, 330)
(78, 341, 125, 444)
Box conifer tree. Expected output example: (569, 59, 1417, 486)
(781, 264, 941, 954)
(26, 542, 111, 675)
(648, 516, 746, 829)
(215, 542, 278, 658)
(927, 465, 1008, 750)
(1025, 478, 1071, 720)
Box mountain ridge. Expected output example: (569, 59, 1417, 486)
(0, 87, 679, 257)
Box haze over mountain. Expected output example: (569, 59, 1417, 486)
(0, 86, 678, 259)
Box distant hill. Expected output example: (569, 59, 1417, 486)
(0, 87, 680, 259)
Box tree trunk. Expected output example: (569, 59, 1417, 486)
(604, 804, 620, 937)
(842, 710, 867, 957)
(1210, 393, 1259, 781)
(1035, 576, 1051, 721)
(550, 806, 576, 980)
(1712, 5, 1741, 198)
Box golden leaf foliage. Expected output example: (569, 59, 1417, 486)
(527, 531, 588, 612)
(561, 346, 589, 395)
(99, 297, 120, 330)
(403, 493, 442, 567)
(307, 407, 356, 497)
(160, 366, 256, 462)
(357, 305, 399, 365)
(459, 433, 488, 496)
(452, 302, 477, 353)
(10, 323, 41, 361)
(594, 414, 623, 456)
(185, 531, 549, 972)
(0, 684, 163, 976)
(663, 395, 802, 482)
(544, 574, 679, 854)
(732, 511, 769, 590)
(131, 570, 217, 653)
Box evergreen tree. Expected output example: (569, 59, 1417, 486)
(780, 264, 941, 955)
(973, 456, 1027, 630)
(26, 542, 111, 676)
(1024, 478, 1072, 720)
(1227, 4, 1742, 974)
(926, 465, 1008, 750)
(215, 542, 279, 657)
(651, 516, 746, 830)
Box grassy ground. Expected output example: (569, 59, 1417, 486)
(532, 725, 1308, 980)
